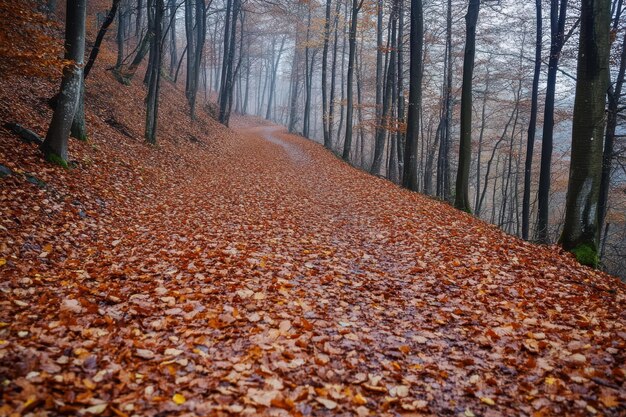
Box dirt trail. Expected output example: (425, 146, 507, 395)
(1, 122, 624, 416)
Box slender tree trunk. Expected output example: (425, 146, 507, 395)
(71, 0, 122, 142)
(522, 0, 543, 240)
(473, 71, 490, 215)
(116, 2, 126, 69)
(303, 50, 317, 138)
(372, 6, 398, 174)
(266, 37, 286, 121)
(328, 0, 342, 149)
(477, 101, 517, 216)
(396, 0, 405, 180)
(536, 0, 568, 243)
(598, 25, 626, 236)
(145, 0, 164, 143)
(321, 0, 333, 147)
(342, 0, 362, 161)
(356, 41, 365, 165)
(288, 46, 301, 132)
(454, 0, 480, 212)
(337, 0, 348, 148)
(169, 0, 178, 78)
(560, 0, 610, 265)
(115, 30, 153, 84)
(401, 0, 423, 190)
(375, 0, 383, 130)
(136, 0, 144, 37)
(219, 0, 233, 112)
(219, 0, 240, 125)
(437, 0, 452, 200)
(303, 9, 315, 137)
(41, 0, 87, 164)
(85, 0, 121, 78)
(243, 44, 251, 114)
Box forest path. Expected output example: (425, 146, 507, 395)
(1, 121, 624, 416)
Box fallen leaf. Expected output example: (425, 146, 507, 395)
(317, 398, 338, 409)
(80, 403, 107, 415)
(136, 349, 155, 359)
(480, 397, 495, 406)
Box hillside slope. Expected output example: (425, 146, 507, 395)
(1, 28, 626, 417)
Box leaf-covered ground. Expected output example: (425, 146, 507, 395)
(1, 55, 626, 417)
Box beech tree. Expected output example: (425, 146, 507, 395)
(535, 0, 570, 243)
(402, 0, 423, 191)
(521, 0, 542, 241)
(145, 0, 165, 143)
(454, 0, 480, 213)
(342, 0, 364, 161)
(598, 5, 626, 238)
(560, 0, 610, 265)
(41, 0, 87, 165)
(185, 0, 207, 119)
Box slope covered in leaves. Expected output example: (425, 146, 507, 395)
(1, 42, 626, 417)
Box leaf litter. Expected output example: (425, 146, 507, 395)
(0, 47, 625, 417)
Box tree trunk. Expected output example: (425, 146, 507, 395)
(115, 30, 153, 84)
(522, 0, 542, 240)
(372, 5, 398, 175)
(169, 0, 178, 78)
(321, 0, 333, 148)
(136, 0, 144, 37)
(560, 0, 610, 266)
(85, 0, 121, 78)
(454, 0, 480, 213)
(401, 0, 423, 190)
(473, 72, 490, 215)
(219, 0, 240, 126)
(288, 45, 301, 132)
(327, 0, 342, 149)
(303, 49, 317, 138)
(396, 0, 405, 180)
(185, 0, 207, 119)
(41, 0, 87, 165)
(266, 37, 286, 121)
(375, 0, 383, 132)
(342, 0, 362, 161)
(145, 0, 164, 143)
(116, 2, 125, 68)
(71, 0, 122, 142)
(437, 0, 452, 201)
(598, 25, 626, 237)
(536, 0, 568, 243)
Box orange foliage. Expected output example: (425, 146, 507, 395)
(0, 0, 63, 78)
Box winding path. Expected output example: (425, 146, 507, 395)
(1, 121, 624, 416)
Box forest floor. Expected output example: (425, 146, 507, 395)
(1, 50, 626, 417)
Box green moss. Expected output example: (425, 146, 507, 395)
(73, 132, 88, 141)
(45, 152, 69, 168)
(570, 243, 599, 268)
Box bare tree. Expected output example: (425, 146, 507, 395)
(41, 0, 87, 165)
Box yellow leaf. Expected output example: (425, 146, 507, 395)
(0, 258, 6, 267)
(172, 393, 186, 405)
(544, 376, 557, 386)
(353, 393, 368, 405)
(480, 397, 495, 406)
